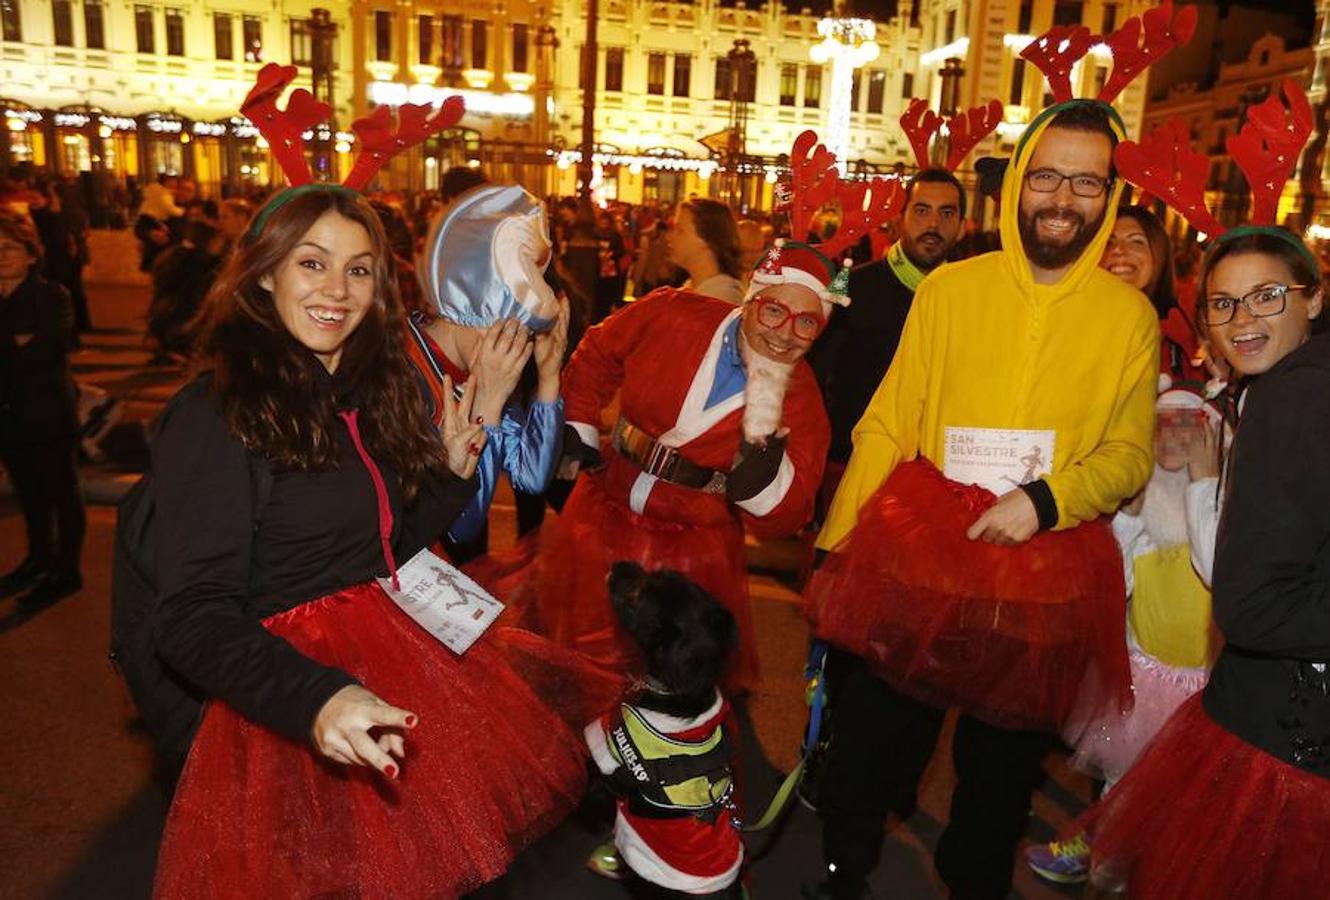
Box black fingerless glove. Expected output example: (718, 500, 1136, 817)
(726, 434, 788, 502)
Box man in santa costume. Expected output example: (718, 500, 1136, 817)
(531, 239, 834, 693)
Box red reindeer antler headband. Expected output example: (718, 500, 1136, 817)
(1115, 78, 1313, 238)
(242, 63, 465, 232)
(1019, 1, 1197, 105)
(787, 129, 904, 262)
(899, 97, 1003, 172)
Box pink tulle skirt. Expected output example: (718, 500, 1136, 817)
(1080, 695, 1330, 899)
(1064, 640, 1208, 784)
(807, 459, 1130, 730)
(485, 472, 758, 693)
(153, 582, 623, 900)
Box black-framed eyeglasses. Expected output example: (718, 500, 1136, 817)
(1024, 168, 1112, 198)
(753, 296, 826, 341)
(1202, 284, 1311, 326)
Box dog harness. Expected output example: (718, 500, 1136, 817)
(606, 704, 733, 824)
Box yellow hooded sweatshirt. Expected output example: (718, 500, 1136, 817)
(818, 102, 1159, 550)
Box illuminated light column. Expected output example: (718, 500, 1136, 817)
(809, 14, 880, 174)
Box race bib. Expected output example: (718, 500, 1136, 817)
(943, 426, 1055, 495)
(377, 548, 504, 655)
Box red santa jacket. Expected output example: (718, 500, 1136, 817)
(563, 289, 828, 539)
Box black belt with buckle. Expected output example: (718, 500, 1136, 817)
(612, 418, 726, 494)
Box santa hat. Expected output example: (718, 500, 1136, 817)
(744, 239, 850, 311)
(1157, 385, 1223, 429)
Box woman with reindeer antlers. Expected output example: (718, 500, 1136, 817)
(1075, 78, 1330, 900)
(148, 66, 608, 899)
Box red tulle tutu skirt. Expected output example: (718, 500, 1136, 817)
(510, 472, 759, 693)
(807, 459, 1130, 730)
(154, 583, 623, 900)
(1080, 695, 1330, 899)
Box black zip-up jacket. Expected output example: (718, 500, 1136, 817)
(0, 271, 78, 445)
(1204, 329, 1330, 777)
(151, 375, 478, 743)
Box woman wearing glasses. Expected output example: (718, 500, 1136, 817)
(1080, 227, 1330, 899)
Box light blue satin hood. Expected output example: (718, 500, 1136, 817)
(419, 184, 558, 331)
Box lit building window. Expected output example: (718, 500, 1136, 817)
(1102, 2, 1118, 34)
(165, 8, 185, 56)
(605, 46, 624, 92)
(673, 53, 691, 98)
(1, 0, 21, 43)
(1009, 58, 1026, 105)
(648, 52, 666, 95)
(214, 13, 232, 60)
(945, 9, 956, 44)
(900, 70, 913, 99)
(135, 5, 154, 54)
(375, 11, 393, 62)
(53, 0, 73, 47)
(715, 56, 732, 101)
(851, 70, 862, 111)
(291, 19, 311, 66)
(1053, 1, 1083, 27)
(1018, 0, 1032, 33)
(780, 63, 798, 106)
(471, 19, 487, 69)
(85, 1, 105, 50)
(441, 16, 463, 70)
(419, 15, 434, 66)
(512, 23, 528, 73)
(806, 64, 823, 107)
(243, 15, 263, 62)
(868, 69, 886, 113)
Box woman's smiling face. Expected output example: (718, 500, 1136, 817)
(1101, 216, 1155, 292)
(1204, 251, 1323, 377)
(260, 210, 377, 373)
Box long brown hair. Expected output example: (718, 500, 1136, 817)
(680, 198, 743, 279)
(194, 188, 443, 499)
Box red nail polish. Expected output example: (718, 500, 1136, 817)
(384, 763, 398, 779)
(405, 714, 418, 728)
(468, 444, 481, 456)
(475, 415, 485, 425)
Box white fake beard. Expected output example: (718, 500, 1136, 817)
(740, 334, 794, 445)
(1139, 465, 1191, 547)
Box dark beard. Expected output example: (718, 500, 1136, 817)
(1018, 206, 1106, 271)
(902, 231, 948, 269)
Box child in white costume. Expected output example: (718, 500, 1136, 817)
(1027, 386, 1226, 884)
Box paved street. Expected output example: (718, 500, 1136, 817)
(0, 272, 1089, 899)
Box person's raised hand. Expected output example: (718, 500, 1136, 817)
(311, 684, 417, 779)
(533, 297, 570, 402)
(1187, 417, 1221, 482)
(470, 318, 533, 424)
(966, 488, 1040, 546)
(441, 374, 486, 480)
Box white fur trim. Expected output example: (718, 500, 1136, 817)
(747, 266, 832, 301)
(629, 472, 658, 515)
(735, 453, 795, 517)
(584, 720, 619, 775)
(632, 691, 724, 734)
(613, 815, 743, 893)
(570, 420, 600, 449)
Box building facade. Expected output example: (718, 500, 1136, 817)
(0, 0, 364, 199)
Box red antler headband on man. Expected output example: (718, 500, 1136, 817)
(748, 129, 903, 310)
(900, 97, 1003, 173)
(242, 63, 465, 236)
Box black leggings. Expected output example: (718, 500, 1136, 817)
(1, 435, 85, 575)
(817, 656, 1052, 900)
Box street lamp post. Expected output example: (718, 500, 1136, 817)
(308, 8, 337, 180)
(726, 39, 756, 208)
(809, 2, 879, 175)
(933, 56, 965, 167)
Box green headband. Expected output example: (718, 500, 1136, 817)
(1205, 225, 1320, 279)
(1012, 99, 1129, 163)
(245, 182, 361, 240)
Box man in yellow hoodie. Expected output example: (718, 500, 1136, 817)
(803, 101, 1157, 900)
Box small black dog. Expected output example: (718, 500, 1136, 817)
(585, 562, 743, 899)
